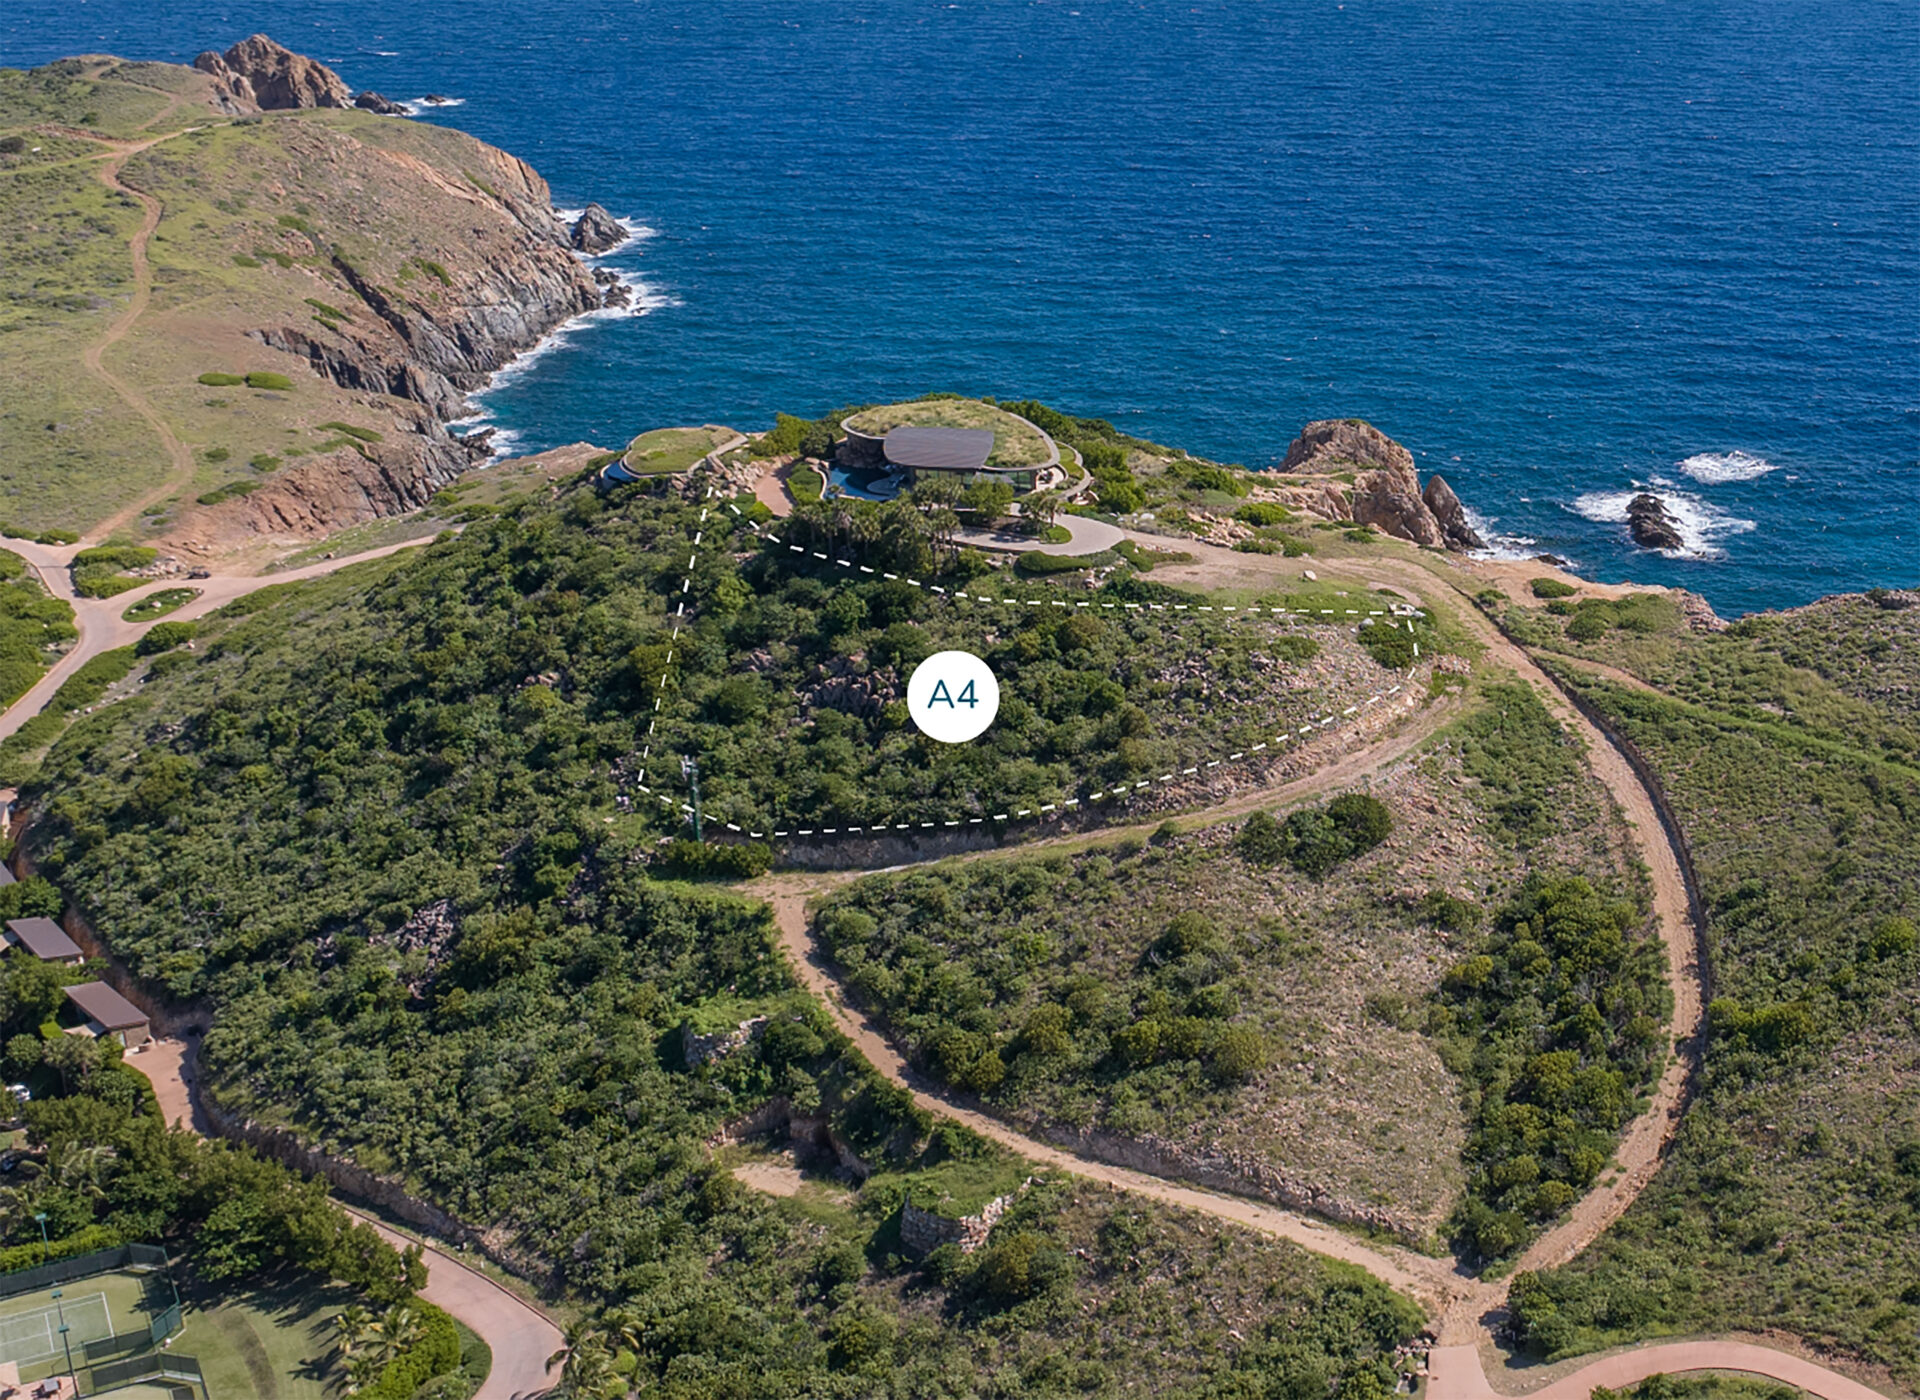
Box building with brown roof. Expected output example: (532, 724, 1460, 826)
(3, 917, 83, 966)
(62, 982, 150, 1049)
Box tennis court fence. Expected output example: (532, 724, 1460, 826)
(0, 1243, 169, 1302)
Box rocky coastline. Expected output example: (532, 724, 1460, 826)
(154, 38, 634, 556)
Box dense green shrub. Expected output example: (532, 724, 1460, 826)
(197, 371, 244, 386)
(1356, 619, 1422, 668)
(134, 620, 196, 657)
(195, 480, 260, 506)
(1015, 548, 1117, 574)
(1238, 794, 1392, 875)
(654, 838, 774, 880)
(245, 371, 294, 391)
(71, 545, 158, 598)
(1530, 578, 1579, 599)
(316, 420, 384, 443)
(1436, 874, 1665, 1264)
(357, 1302, 462, 1399)
(1234, 502, 1293, 527)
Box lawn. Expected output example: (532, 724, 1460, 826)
(622, 425, 734, 475)
(177, 1274, 360, 1398)
(843, 398, 1055, 468)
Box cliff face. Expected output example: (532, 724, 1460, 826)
(1280, 419, 1483, 551)
(135, 59, 613, 555)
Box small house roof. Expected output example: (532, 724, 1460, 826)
(6, 917, 80, 961)
(63, 982, 146, 1031)
(883, 427, 994, 473)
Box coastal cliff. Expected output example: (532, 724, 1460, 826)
(0, 41, 624, 553)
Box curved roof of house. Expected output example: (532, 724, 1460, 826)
(883, 427, 994, 472)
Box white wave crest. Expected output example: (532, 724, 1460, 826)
(1676, 450, 1780, 484)
(1570, 478, 1754, 560)
(449, 270, 679, 461)
(400, 96, 466, 115)
(1462, 507, 1541, 562)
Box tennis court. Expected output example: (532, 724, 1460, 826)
(0, 1287, 113, 1366)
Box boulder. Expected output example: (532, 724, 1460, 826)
(1626, 493, 1684, 551)
(1351, 468, 1445, 548)
(1422, 474, 1484, 550)
(354, 91, 410, 115)
(195, 35, 353, 111)
(570, 203, 628, 254)
(1280, 418, 1416, 476)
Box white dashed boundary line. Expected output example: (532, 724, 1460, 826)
(634, 496, 1426, 841)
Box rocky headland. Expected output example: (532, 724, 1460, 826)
(0, 38, 634, 558)
(1272, 418, 1485, 551)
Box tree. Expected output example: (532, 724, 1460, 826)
(1025, 489, 1063, 528)
(549, 1323, 624, 1399)
(961, 478, 1014, 525)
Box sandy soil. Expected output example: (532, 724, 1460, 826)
(731, 1156, 808, 1197)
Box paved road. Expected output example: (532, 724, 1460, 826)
(957, 510, 1125, 557)
(125, 1038, 562, 1400)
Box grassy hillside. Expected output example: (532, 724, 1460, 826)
(1499, 593, 1920, 1388)
(1, 56, 588, 537)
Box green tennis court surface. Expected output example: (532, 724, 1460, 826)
(0, 1287, 112, 1366)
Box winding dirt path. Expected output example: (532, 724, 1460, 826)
(78, 136, 204, 543)
(748, 540, 1888, 1399)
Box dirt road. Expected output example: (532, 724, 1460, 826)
(0, 537, 430, 743)
(750, 537, 1887, 1399)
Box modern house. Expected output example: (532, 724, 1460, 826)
(62, 982, 151, 1050)
(882, 427, 995, 477)
(2, 917, 83, 966)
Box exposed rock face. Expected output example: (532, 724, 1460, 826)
(1627, 493, 1685, 551)
(1281, 418, 1416, 476)
(570, 202, 628, 254)
(353, 90, 410, 115)
(1422, 474, 1484, 550)
(194, 34, 353, 111)
(1279, 418, 1484, 552)
(1351, 464, 1446, 548)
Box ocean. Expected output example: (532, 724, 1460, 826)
(6, 1, 1916, 614)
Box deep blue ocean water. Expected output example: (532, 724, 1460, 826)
(6, 1, 1916, 614)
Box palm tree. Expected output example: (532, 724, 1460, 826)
(548, 1322, 625, 1399)
(331, 1304, 373, 1355)
(55, 1143, 116, 1203)
(369, 1301, 423, 1362)
(1026, 488, 1063, 529)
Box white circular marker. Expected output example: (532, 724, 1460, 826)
(907, 650, 1000, 744)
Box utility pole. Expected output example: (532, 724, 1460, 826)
(50, 1287, 78, 1393)
(680, 755, 703, 841)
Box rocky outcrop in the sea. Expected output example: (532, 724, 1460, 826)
(353, 90, 410, 115)
(570, 203, 628, 254)
(194, 34, 353, 111)
(1627, 493, 1685, 551)
(1279, 418, 1481, 551)
(1422, 474, 1484, 550)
